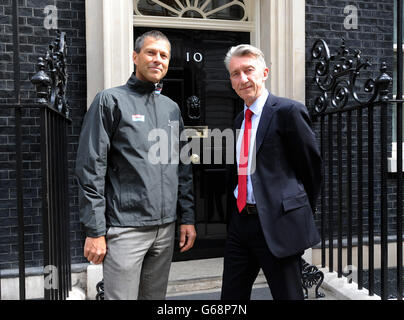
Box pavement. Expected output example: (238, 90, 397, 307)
(165, 258, 339, 300)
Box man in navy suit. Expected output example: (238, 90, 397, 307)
(221, 44, 322, 300)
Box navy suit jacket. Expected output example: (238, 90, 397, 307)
(230, 93, 322, 258)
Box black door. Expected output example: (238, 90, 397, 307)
(134, 27, 250, 261)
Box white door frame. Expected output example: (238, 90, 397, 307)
(85, 0, 306, 108)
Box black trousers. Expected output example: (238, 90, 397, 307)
(221, 208, 304, 300)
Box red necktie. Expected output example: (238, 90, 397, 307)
(237, 108, 253, 213)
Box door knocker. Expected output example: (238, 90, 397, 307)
(187, 95, 201, 120)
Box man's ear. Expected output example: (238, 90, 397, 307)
(132, 51, 138, 66)
(263, 67, 269, 81)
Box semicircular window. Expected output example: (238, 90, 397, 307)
(134, 0, 248, 21)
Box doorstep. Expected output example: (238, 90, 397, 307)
(85, 258, 266, 300)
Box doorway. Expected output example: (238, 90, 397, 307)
(134, 27, 250, 261)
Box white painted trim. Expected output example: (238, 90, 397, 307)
(134, 0, 249, 20)
(85, 0, 134, 109)
(133, 0, 260, 45)
(263, 0, 305, 103)
(393, 43, 404, 52)
(388, 142, 404, 172)
(133, 15, 255, 32)
(85, 0, 305, 109)
(85, 1, 260, 109)
(85, 0, 104, 108)
(251, 0, 260, 47)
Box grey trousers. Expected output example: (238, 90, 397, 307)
(103, 222, 175, 300)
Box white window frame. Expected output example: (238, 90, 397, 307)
(389, 35, 404, 172)
(133, 0, 260, 47)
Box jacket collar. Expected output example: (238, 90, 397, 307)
(254, 93, 278, 153)
(235, 92, 278, 153)
(126, 73, 163, 94)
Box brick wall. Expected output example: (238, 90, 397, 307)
(0, 0, 87, 270)
(305, 0, 395, 238)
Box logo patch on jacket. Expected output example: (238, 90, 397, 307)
(132, 114, 145, 122)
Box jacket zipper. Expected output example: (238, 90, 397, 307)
(152, 92, 165, 221)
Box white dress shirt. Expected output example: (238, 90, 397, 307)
(234, 89, 269, 204)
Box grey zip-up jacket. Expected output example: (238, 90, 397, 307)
(75, 74, 195, 237)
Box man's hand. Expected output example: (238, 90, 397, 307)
(84, 236, 107, 264)
(179, 225, 196, 253)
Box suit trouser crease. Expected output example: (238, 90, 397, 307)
(103, 222, 175, 300)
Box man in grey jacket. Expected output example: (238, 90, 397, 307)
(75, 30, 196, 300)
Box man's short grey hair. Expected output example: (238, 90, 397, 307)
(224, 44, 267, 72)
(134, 30, 171, 53)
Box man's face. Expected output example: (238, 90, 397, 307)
(133, 37, 170, 83)
(228, 54, 269, 107)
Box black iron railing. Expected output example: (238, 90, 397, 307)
(0, 103, 72, 301)
(39, 103, 72, 300)
(0, 31, 72, 300)
(33, 31, 72, 300)
(310, 36, 404, 300)
(396, 0, 403, 301)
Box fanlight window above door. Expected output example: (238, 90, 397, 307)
(134, 0, 248, 21)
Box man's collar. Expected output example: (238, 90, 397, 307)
(244, 89, 269, 116)
(126, 73, 163, 94)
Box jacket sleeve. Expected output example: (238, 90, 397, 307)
(177, 115, 195, 225)
(282, 102, 323, 211)
(74, 92, 118, 237)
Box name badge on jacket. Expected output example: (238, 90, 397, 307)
(132, 114, 145, 122)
